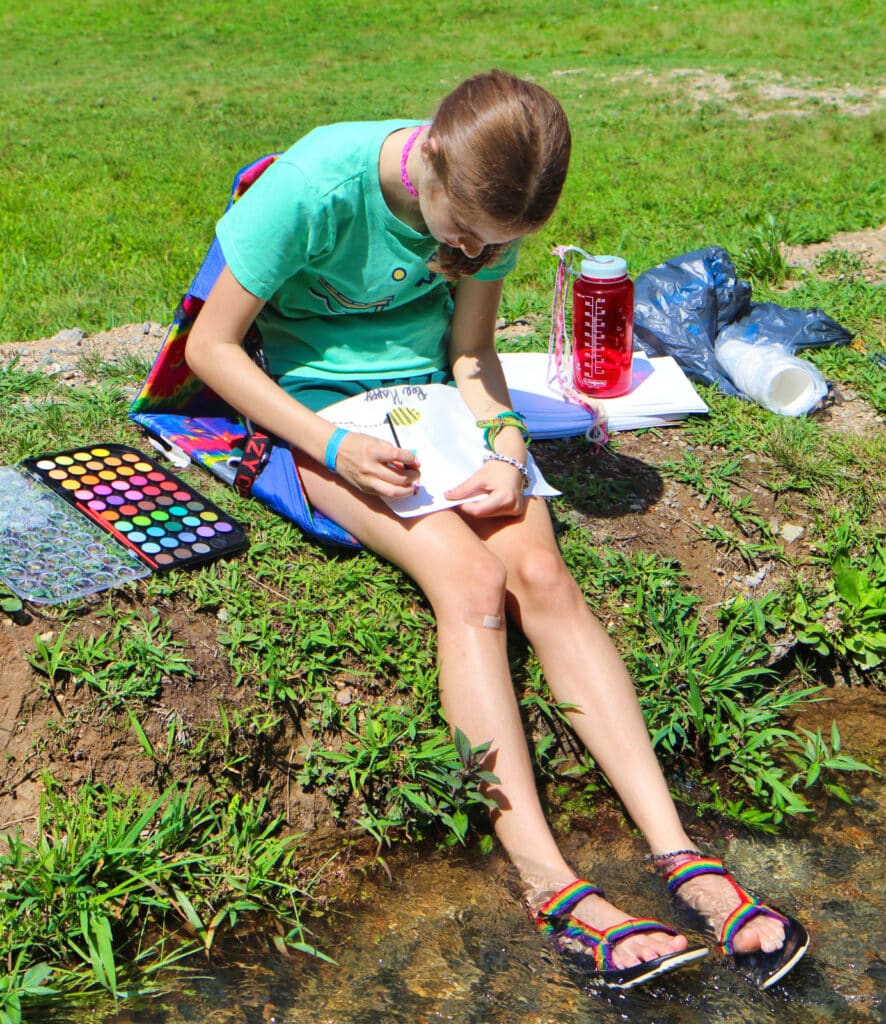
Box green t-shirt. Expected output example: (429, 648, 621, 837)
(216, 120, 517, 383)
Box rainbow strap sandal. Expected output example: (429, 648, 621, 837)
(532, 880, 708, 989)
(662, 856, 810, 990)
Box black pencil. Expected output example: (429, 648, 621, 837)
(385, 411, 402, 448)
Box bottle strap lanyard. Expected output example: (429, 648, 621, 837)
(548, 246, 609, 447)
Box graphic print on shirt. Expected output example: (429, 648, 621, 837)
(414, 268, 437, 288)
(311, 277, 395, 315)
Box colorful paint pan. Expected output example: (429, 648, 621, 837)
(21, 444, 246, 572)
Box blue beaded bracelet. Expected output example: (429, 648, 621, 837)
(324, 428, 350, 472)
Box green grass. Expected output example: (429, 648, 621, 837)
(0, 781, 329, 1015)
(1, 0, 883, 340)
(0, 0, 884, 1016)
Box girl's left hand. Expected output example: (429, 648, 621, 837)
(444, 459, 525, 518)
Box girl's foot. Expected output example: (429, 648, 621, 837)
(653, 852, 810, 989)
(562, 890, 689, 966)
(528, 879, 708, 989)
(655, 853, 785, 953)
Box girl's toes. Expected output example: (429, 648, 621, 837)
(732, 917, 786, 955)
(632, 931, 688, 965)
(760, 922, 787, 954)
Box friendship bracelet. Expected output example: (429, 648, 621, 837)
(324, 428, 350, 472)
(483, 452, 530, 490)
(476, 410, 531, 451)
(644, 849, 702, 864)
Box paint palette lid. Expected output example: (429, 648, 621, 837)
(19, 444, 247, 573)
(0, 466, 150, 604)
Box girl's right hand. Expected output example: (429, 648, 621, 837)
(333, 432, 420, 498)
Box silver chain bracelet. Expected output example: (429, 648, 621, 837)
(483, 452, 530, 490)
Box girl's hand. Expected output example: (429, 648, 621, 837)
(444, 458, 525, 518)
(333, 431, 420, 498)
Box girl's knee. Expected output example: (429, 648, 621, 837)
(464, 548, 509, 598)
(434, 547, 508, 615)
(511, 545, 576, 602)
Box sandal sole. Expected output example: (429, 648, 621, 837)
(564, 942, 709, 990)
(735, 915, 810, 990)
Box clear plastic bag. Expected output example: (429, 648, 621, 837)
(715, 337, 828, 416)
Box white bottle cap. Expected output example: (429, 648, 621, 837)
(580, 255, 628, 279)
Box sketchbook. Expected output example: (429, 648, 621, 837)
(498, 352, 710, 438)
(318, 383, 559, 518)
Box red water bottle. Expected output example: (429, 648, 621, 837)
(573, 255, 634, 398)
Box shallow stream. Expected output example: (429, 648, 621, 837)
(49, 767, 884, 1024)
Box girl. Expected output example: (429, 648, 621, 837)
(185, 69, 808, 990)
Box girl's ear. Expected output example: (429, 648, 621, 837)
(422, 134, 440, 160)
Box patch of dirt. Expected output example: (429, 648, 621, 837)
(783, 224, 886, 285)
(550, 66, 886, 120)
(0, 229, 882, 845)
(0, 322, 167, 383)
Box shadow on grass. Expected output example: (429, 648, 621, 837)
(538, 443, 664, 519)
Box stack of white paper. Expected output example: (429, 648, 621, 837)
(499, 351, 709, 438)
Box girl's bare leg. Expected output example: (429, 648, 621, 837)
(478, 498, 787, 955)
(300, 461, 688, 967)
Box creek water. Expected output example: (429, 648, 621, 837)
(47, 769, 884, 1024)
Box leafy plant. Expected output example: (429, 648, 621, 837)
(0, 960, 55, 1024)
(592, 551, 871, 827)
(0, 358, 54, 406)
(700, 522, 784, 565)
(735, 213, 788, 286)
(27, 611, 193, 709)
(0, 589, 24, 621)
(788, 539, 886, 671)
(298, 714, 500, 847)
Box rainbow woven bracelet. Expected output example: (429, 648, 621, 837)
(476, 410, 531, 451)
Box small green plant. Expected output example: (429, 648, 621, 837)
(735, 213, 788, 286)
(0, 960, 56, 1024)
(815, 248, 866, 278)
(298, 715, 500, 847)
(788, 538, 886, 671)
(0, 590, 25, 623)
(609, 559, 870, 827)
(700, 522, 784, 565)
(784, 722, 872, 803)
(661, 450, 780, 548)
(0, 358, 53, 404)
(0, 780, 330, 1006)
(76, 351, 153, 382)
(27, 611, 194, 709)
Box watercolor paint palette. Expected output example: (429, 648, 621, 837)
(0, 444, 246, 605)
(20, 444, 247, 571)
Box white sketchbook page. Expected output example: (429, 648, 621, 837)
(318, 383, 558, 518)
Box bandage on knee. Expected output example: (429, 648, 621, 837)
(464, 610, 503, 629)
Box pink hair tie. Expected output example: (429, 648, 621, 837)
(400, 125, 427, 198)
